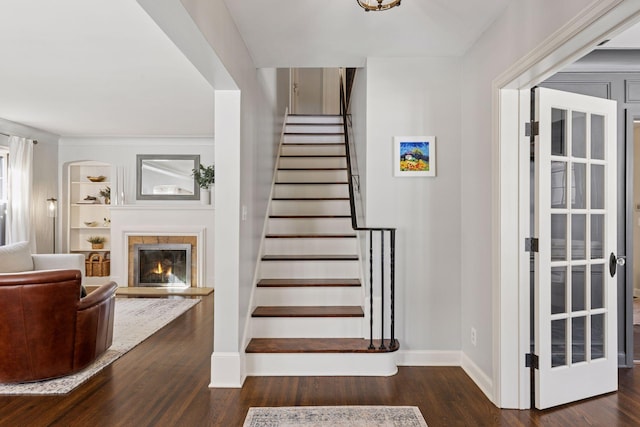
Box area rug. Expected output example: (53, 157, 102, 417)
(0, 297, 199, 395)
(243, 406, 428, 427)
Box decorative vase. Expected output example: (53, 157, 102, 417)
(92, 243, 104, 250)
(201, 188, 211, 205)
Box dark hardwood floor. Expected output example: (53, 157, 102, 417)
(2, 293, 640, 426)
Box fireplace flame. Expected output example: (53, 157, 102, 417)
(153, 261, 163, 274)
(166, 266, 172, 278)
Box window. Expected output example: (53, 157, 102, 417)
(0, 147, 8, 245)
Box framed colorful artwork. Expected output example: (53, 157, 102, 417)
(393, 136, 436, 177)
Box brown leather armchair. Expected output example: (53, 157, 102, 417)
(0, 269, 117, 383)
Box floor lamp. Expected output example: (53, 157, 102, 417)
(47, 197, 57, 253)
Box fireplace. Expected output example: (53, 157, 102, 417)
(133, 244, 191, 288)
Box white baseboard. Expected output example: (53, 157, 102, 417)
(210, 352, 245, 388)
(395, 350, 462, 366)
(246, 353, 397, 377)
(461, 352, 494, 402)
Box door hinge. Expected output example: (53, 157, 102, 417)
(525, 238, 539, 253)
(525, 121, 539, 137)
(525, 353, 539, 369)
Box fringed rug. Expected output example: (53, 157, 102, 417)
(0, 297, 199, 395)
(243, 406, 428, 427)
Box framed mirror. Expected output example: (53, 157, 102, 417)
(136, 154, 200, 200)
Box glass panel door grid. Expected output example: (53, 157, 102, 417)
(549, 108, 607, 368)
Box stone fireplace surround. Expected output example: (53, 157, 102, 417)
(109, 205, 214, 288)
(128, 235, 197, 287)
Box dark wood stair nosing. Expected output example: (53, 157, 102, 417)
(252, 305, 364, 318)
(278, 168, 347, 171)
(284, 133, 344, 136)
(282, 143, 345, 146)
(265, 234, 356, 238)
(261, 255, 358, 261)
(257, 278, 361, 287)
(269, 215, 351, 219)
(280, 155, 346, 158)
(245, 338, 399, 354)
(271, 198, 349, 202)
(274, 182, 349, 185)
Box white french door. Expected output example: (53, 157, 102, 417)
(534, 87, 618, 409)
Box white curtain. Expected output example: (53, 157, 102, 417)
(6, 136, 35, 251)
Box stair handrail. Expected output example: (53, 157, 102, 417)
(339, 69, 398, 351)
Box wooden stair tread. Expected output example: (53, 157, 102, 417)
(280, 155, 345, 158)
(257, 278, 361, 287)
(269, 215, 351, 219)
(284, 132, 344, 136)
(265, 234, 355, 238)
(278, 168, 347, 171)
(252, 306, 364, 318)
(274, 182, 348, 185)
(271, 197, 349, 201)
(246, 338, 399, 353)
(286, 122, 343, 126)
(282, 143, 344, 146)
(262, 254, 358, 261)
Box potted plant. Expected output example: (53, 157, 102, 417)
(99, 186, 111, 205)
(87, 236, 106, 249)
(192, 164, 215, 205)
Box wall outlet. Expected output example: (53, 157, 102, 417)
(242, 205, 247, 221)
(471, 327, 477, 346)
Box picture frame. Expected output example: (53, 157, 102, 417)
(393, 136, 436, 177)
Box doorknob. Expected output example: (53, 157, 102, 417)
(609, 253, 626, 277)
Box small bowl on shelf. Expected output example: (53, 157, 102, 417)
(84, 221, 98, 227)
(87, 175, 106, 182)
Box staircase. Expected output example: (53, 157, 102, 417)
(244, 114, 398, 376)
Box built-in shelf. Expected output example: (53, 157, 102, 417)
(67, 161, 113, 281)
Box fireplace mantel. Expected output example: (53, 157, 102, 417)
(109, 205, 215, 288)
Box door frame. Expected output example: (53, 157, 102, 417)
(492, 1, 640, 409)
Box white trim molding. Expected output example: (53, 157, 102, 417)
(210, 352, 245, 388)
(492, 0, 640, 410)
(462, 352, 494, 401)
(395, 350, 461, 366)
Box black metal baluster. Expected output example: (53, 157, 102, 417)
(368, 230, 374, 350)
(379, 231, 386, 350)
(390, 229, 396, 348)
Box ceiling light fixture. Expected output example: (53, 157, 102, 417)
(356, 0, 401, 12)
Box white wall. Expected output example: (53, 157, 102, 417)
(364, 57, 462, 353)
(179, 0, 284, 386)
(58, 137, 214, 206)
(0, 118, 59, 253)
(635, 124, 640, 297)
(460, 0, 597, 389)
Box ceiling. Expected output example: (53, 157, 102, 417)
(0, 0, 214, 137)
(222, 0, 513, 67)
(2, 0, 640, 138)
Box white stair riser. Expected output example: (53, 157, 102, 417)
(270, 200, 350, 216)
(287, 116, 342, 124)
(285, 124, 343, 133)
(254, 287, 362, 306)
(267, 217, 354, 234)
(277, 170, 348, 183)
(260, 260, 360, 279)
(252, 317, 362, 338)
(245, 353, 398, 377)
(264, 237, 357, 255)
(279, 156, 346, 169)
(264, 236, 356, 253)
(281, 145, 345, 156)
(274, 183, 349, 199)
(284, 134, 344, 144)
